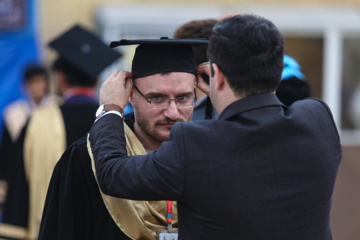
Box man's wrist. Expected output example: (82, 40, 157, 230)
(102, 110, 123, 119)
(104, 104, 124, 115)
(95, 104, 124, 122)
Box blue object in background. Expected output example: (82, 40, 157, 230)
(124, 103, 134, 115)
(0, 0, 40, 223)
(0, 0, 41, 145)
(281, 54, 305, 81)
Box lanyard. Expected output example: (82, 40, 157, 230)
(166, 200, 172, 233)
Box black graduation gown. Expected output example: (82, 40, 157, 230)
(0, 96, 99, 239)
(0, 126, 14, 182)
(38, 136, 130, 240)
(38, 114, 135, 240)
(0, 125, 29, 231)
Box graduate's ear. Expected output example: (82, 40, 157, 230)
(129, 85, 135, 107)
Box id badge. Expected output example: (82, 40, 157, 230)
(159, 232, 178, 240)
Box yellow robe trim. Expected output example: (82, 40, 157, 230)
(0, 223, 27, 240)
(87, 124, 178, 240)
(24, 103, 66, 240)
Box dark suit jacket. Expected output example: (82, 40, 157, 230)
(90, 93, 342, 240)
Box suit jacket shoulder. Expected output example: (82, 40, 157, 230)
(289, 97, 341, 140)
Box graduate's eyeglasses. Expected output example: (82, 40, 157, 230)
(132, 84, 197, 109)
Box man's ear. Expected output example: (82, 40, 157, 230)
(212, 63, 225, 90)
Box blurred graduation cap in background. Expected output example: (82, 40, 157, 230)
(49, 25, 122, 79)
(109, 37, 208, 79)
(276, 54, 311, 106)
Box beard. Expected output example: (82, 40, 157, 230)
(134, 105, 193, 144)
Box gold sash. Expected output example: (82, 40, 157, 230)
(87, 124, 178, 240)
(24, 103, 66, 240)
(0, 223, 27, 240)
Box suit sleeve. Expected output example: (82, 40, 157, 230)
(89, 114, 186, 201)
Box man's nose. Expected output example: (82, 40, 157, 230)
(163, 100, 180, 120)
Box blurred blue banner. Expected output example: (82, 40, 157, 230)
(0, 0, 40, 142)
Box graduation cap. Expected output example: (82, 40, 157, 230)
(109, 37, 208, 79)
(49, 25, 121, 78)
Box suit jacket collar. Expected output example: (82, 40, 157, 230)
(219, 93, 286, 121)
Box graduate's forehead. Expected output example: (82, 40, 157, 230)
(133, 72, 196, 95)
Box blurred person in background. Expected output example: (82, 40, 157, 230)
(0, 64, 55, 224)
(276, 54, 311, 106)
(2, 64, 55, 142)
(38, 38, 206, 240)
(0, 24, 121, 240)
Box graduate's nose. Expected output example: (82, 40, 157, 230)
(163, 100, 180, 120)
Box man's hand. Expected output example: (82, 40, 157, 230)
(99, 70, 133, 109)
(197, 62, 211, 97)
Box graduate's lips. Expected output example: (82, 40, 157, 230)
(162, 123, 175, 128)
(157, 121, 177, 129)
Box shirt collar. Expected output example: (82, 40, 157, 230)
(218, 93, 286, 121)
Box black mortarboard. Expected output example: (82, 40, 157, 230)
(109, 37, 208, 79)
(49, 25, 121, 78)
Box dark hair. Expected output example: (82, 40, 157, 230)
(24, 65, 47, 83)
(52, 58, 97, 87)
(207, 14, 284, 97)
(174, 19, 218, 65)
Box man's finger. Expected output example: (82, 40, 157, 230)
(106, 70, 120, 82)
(197, 62, 210, 75)
(115, 71, 133, 84)
(196, 74, 210, 97)
(102, 70, 119, 88)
